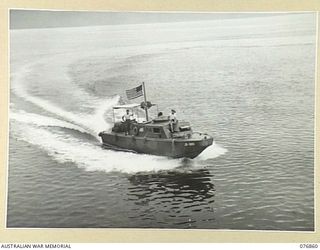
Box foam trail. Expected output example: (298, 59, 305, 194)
(11, 63, 119, 138)
(10, 110, 88, 134)
(196, 142, 228, 161)
(12, 123, 181, 174)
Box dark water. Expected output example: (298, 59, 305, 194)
(8, 13, 315, 230)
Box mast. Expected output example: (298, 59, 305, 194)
(142, 82, 149, 121)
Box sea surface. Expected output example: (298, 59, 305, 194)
(7, 13, 316, 230)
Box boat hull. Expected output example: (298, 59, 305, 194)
(98, 132, 213, 159)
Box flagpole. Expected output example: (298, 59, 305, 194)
(142, 82, 149, 121)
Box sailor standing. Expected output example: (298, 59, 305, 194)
(122, 109, 133, 135)
(169, 109, 177, 132)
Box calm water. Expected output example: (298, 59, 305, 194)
(8, 13, 315, 230)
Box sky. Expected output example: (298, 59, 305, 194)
(10, 9, 284, 29)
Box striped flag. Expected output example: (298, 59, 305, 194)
(126, 84, 143, 100)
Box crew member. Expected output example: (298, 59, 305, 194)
(168, 109, 177, 132)
(157, 111, 166, 119)
(122, 109, 133, 135)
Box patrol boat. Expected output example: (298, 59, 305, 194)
(98, 83, 213, 159)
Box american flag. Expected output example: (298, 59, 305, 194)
(126, 84, 143, 100)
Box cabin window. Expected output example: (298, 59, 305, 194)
(139, 127, 144, 133)
(153, 128, 161, 134)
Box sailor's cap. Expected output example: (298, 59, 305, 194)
(171, 109, 176, 113)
